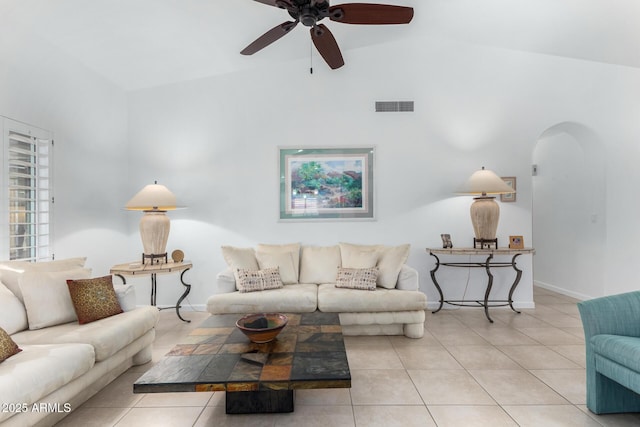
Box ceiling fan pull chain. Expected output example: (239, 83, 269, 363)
(310, 37, 314, 74)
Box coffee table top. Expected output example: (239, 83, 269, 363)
(134, 311, 351, 393)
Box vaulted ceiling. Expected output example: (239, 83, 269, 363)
(2, 0, 639, 90)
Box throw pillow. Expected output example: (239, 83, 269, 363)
(256, 250, 298, 284)
(299, 245, 342, 284)
(377, 244, 411, 289)
(256, 243, 301, 281)
(339, 242, 383, 268)
(335, 267, 379, 291)
(0, 282, 28, 335)
(19, 268, 92, 330)
(0, 257, 87, 303)
(0, 327, 21, 363)
(66, 275, 124, 324)
(221, 246, 260, 286)
(236, 267, 284, 293)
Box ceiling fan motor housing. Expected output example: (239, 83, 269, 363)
(289, 1, 332, 27)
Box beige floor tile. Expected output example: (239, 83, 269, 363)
(82, 372, 144, 408)
(579, 405, 640, 427)
(529, 312, 583, 328)
(447, 345, 523, 370)
(469, 325, 539, 346)
(395, 345, 464, 370)
(346, 346, 404, 370)
(534, 294, 580, 304)
(353, 405, 435, 427)
(548, 344, 586, 367)
(55, 407, 130, 427)
(427, 405, 518, 427)
(115, 406, 204, 427)
(545, 303, 581, 316)
(295, 388, 352, 406)
(193, 405, 276, 427)
(497, 345, 582, 369)
(429, 327, 490, 346)
(503, 405, 602, 427)
(408, 370, 495, 405)
(389, 330, 442, 348)
(349, 369, 422, 405)
(469, 370, 568, 405)
(530, 369, 586, 404)
(561, 326, 586, 339)
(273, 405, 355, 427)
(517, 326, 584, 345)
(344, 335, 392, 348)
(424, 312, 466, 329)
(490, 312, 552, 328)
(136, 391, 213, 407)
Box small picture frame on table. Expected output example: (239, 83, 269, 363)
(440, 234, 453, 248)
(509, 235, 524, 249)
(500, 177, 516, 202)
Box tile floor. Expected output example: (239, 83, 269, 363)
(56, 287, 640, 426)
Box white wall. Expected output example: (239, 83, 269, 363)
(0, 21, 130, 273)
(125, 35, 640, 308)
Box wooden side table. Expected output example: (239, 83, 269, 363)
(427, 248, 535, 323)
(110, 261, 193, 323)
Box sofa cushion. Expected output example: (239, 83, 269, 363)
(0, 282, 28, 334)
(11, 306, 159, 362)
(339, 242, 382, 268)
(592, 334, 640, 373)
(0, 257, 87, 303)
(221, 246, 260, 284)
(206, 283, 318, 314)
(335, 267, 378, 291)
(66, 275, 124, 324)
(20, 268, 92, 330)
(377, 244, 410, 289)
(299, 245, 341, 284)
(0, 327, 21, 363)
(255, 251, 298, 284)
(0, 343, 94, 422)
(256, 243, 301, 283)
(236, 267, 284, 293)
(318, 283, 427, 313)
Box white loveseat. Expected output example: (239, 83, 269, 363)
(0, 258, 159, 427)
(207, 243, 427, 338)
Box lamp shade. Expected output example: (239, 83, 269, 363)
(125, 183, 177, 211)
(459, 167, 515, 196)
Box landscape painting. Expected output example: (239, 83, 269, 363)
(279, 147, 375, 220)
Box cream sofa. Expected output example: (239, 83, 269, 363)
(207, 243, 427, 338)
(0, 258, 159, 427)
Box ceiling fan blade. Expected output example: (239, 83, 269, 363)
(311, 24, 345, 70)
(329, 4, 414, 25)
(241, 21, 299, 55)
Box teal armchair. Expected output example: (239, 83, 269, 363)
(578, 291, 640, 414)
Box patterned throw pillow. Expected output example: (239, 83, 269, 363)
(66, 275, 124, 324)
(335, 267, 379, 291)
(0, 327, 21, 363)
(236, 267, 284, 293)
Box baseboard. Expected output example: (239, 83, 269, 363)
(534, 280, 592, 301)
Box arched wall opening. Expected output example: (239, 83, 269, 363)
(532, 122, 606, 300)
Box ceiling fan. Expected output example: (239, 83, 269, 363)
(241, 0, 414, 69)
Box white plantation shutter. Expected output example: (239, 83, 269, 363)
(2, 118, 53, 261)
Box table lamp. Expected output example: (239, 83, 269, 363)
(126, 181, 177, 264)
(459, 167, 515, 248)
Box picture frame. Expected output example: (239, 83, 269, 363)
(279, 147, 375, 221)
(509, 235, 524, 249)
(500, 177, 516, 202)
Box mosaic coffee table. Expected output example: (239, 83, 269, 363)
(134, 311, 351, 414)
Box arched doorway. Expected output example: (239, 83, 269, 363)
(532, 122, 606, 300)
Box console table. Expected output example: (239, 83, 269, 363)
(427, 248, 535, 323)
(110, 261, 192, 323)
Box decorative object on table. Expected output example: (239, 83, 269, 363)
(235, 313, 288, 343)
(126, 181, 182, 264)
(458, 167, 516, 249)
(440, 234, 453, 248)
(500, 177, 517, 202)
(240, 1, 413, 70)
(171, 249, 184, 263)
(509, 235, 524, 249)
(279, 147, 375, 221)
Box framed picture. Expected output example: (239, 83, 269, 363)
(500, 177, 516, 202)
(509, 235, 524, 249)
(279, 147, 375, 220)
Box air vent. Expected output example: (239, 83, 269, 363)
(375, 101, 414, 112)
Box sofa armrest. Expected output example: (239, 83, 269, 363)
(578, 291, 640, 340)
(396, 264, 419, 291)
(113, 283, 137, 312)
(216, 267, 237, 294)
